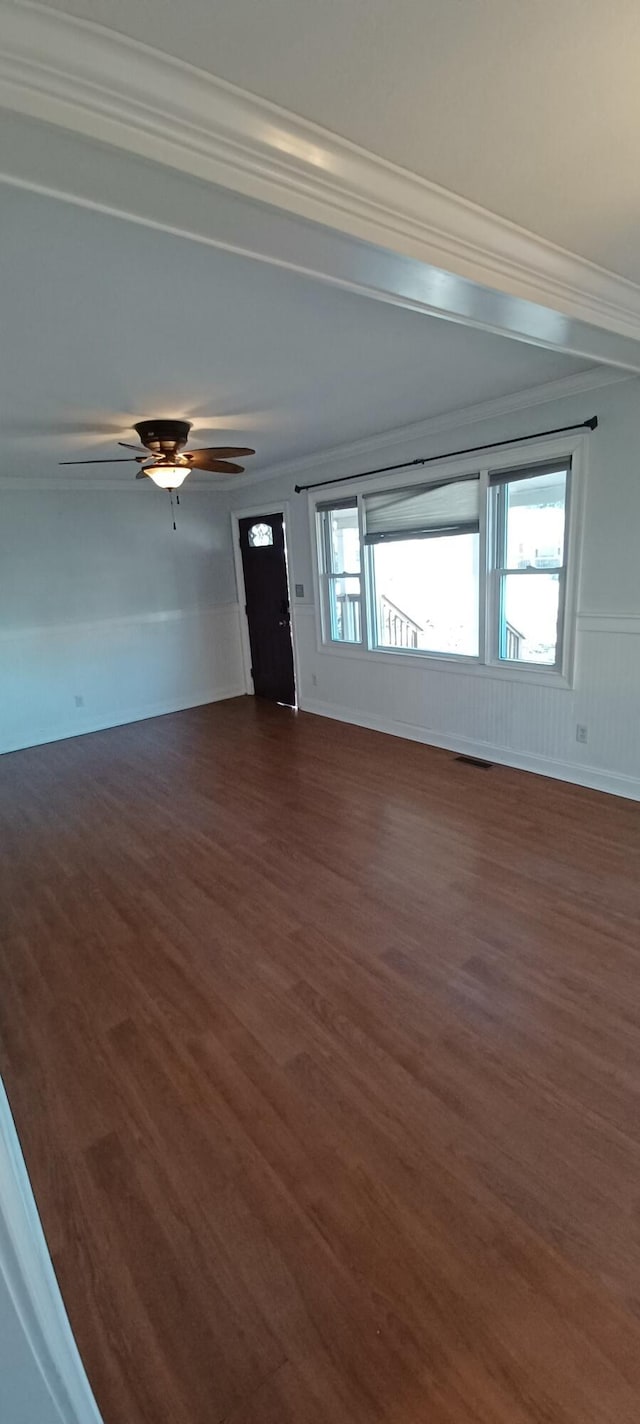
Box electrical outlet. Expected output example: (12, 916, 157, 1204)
(74, 694, 84, 708)
(295, 583, 305, 598)
(576, 723, 588, 744)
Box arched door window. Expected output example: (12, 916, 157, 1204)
(248, 522, 273, 548)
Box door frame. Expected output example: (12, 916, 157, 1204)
(231, 500, 300, 703)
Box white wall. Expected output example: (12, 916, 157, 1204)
(0, 1078, 103, 1424)
(228, 376, 640, 800)
(0, 1267, 64, 1424)
(5, 377, 640, 796)
(0, 485, 245, 754)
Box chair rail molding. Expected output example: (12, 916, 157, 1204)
(2, 1, 640, 369)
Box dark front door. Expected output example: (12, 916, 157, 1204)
(239, 513, 296, 706)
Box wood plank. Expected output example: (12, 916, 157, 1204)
(1, 697, 640, 1422)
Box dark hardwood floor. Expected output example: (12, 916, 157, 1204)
(1, 697, 640, 1423)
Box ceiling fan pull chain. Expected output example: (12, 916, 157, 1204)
(169, 490, 177, 532)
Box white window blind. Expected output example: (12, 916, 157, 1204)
(363, 475, 480, 543)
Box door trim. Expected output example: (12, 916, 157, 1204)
(231, 501, 300, 703)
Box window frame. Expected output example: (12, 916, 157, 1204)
(486, 462, 572, 675)
(310, 432, 586, 689)
(316, 499, 365, 647)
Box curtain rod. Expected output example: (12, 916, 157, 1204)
(294, 416, 597, 494)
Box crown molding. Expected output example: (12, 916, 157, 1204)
(215, 366, 631, 490)
(2, 1, 640, 355)
(0, 475, 227, 491)
(1, 367, 629, 493)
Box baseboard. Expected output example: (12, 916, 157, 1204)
(0, 1077, 104, 1423)
(0, 685, 247, 756)
(299, 697, 640, 802)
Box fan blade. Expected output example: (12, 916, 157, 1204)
(187, 446, 255, 461)
(118, 441, 147, 451)
(188, 458, 245, 474)
(58, 457, 141, 465)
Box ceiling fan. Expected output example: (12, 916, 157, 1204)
(59, 419, 255, 489)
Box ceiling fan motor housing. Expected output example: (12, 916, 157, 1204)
(134, 419, 192, 456)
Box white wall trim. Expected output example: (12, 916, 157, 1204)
(2, 2, 640, 349)
(308, 638, 575, 691)
(0, 603, 241, 644)
(0, 368, 627, 495)
(216, 367, 629, 490)
(299, 698, 640, 803)
(0, 684, 246, 757)
(0, 1077, 104, 1423)
(0, 476, 228, 493)
(576, 613, 640, 635)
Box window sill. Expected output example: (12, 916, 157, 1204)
(317, 638, 573, 690)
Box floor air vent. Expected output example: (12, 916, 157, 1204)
(454, 755, 493, 769)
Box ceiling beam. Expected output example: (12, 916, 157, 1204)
(2, 1, 640, 371)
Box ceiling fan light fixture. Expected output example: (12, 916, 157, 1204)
(145, 463, 190, 490)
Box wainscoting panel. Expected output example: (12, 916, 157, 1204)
(294, 606, 640, 800)
(0, 604, 245, 755)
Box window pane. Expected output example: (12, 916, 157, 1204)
(372, 534, 479, 656)
(330, 576, 362, 642)
(326, 505, 361, 573)
(499, 572, 560, 664)
(503, 470, 567, 570)
(248, 521, 273, 547)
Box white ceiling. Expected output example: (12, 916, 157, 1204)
(0, 186, 592, 485)
(37, 0, 640, 283)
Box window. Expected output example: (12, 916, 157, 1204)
(315, 450, 574, 681)
(364, 477, 480, 657)
(248, 522, 273, 547)
(317, 500, 363, 643)
(490, 464, 569, 668)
